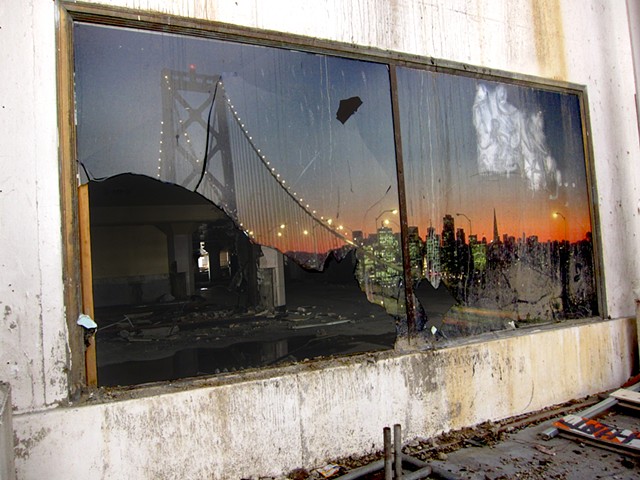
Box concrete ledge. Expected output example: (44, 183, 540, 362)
(12, 317, 637, 479)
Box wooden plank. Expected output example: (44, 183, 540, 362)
(78, 184, 97, 386)
(617, 401, 640, 413)
(56, 3, 86, 393)
(559, 432, 640, 458)
(553, 414, 640, 456)
(611, 388, 640, 406)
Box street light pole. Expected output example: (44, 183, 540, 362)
(553, 211, 567, 240)
(455, 212, 472, 238)
(375, 208, 398, 233)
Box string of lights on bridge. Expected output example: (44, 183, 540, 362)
(159, 72, 209, 181)
(216, 79, 356, 247)
(154, 71, 406, 274)
(156, 72, 405, 253)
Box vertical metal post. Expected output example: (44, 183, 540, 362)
(394, 424, 403, 479)
(384, 427, 393, 480)
(388, 65, 416, 337)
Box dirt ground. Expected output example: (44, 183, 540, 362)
(430, 409, 640, 479)
(264, 397, 640, 480)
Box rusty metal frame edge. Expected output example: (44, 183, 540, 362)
(57, 1, 606, 367)
(388, 65, 416, 337)
(579, 88, 608, 320)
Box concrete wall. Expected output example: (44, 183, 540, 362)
(92, 225, 171, 305)
(0, 0, 70, 413)
(627, 0, 640, 139)
(92, 225, 169, 279)
(1, 0, 639, 478)
(12, 318, 637, 479)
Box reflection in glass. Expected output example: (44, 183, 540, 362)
(74, 23, 402, 274)
(73, 21, 600, 383)
(397, 67, 597, 337)
(74, 24, 403, 385)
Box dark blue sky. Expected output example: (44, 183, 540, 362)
(74, 23, 399, 235)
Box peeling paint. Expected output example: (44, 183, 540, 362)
(13, 427, 50, 460)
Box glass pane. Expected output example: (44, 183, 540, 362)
(397, 67, 597, 338)
(74, 23, 403, 385)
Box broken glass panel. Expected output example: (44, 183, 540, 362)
(396, 67, 598, 338)
(74, 24, 400, 278)
(74, 23, 404, 385)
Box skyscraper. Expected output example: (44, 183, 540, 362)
(375, 226, 398, 286)
(425, 225, 442, 288)
(441, 214, 457, 277)
(407, 226, 423, 279)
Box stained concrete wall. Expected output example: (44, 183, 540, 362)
(92, 225, 169, 279)
(0, 0, 70, 413)
(627, 0, 640, 140)
(12, 318, 637, 479)
(1, 0, 640, 478)
(91, 225, 171, 306)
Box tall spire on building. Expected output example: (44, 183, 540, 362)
(493, 208, 499, 243)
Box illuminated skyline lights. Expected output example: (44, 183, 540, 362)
(353, 209, 593, 283)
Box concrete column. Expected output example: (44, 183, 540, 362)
(259, 247, 286, 310)
(205, 242, 222, 280)
(0, 383, 15, 480)
(174, 233, 195, 298)
(157, 223, 198, 299)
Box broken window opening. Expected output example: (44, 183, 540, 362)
(90, 174, 398, 387)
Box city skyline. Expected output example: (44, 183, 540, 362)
(399, 69, 592, 248)
(277, 206, 592, 263)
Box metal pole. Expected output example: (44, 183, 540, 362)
(394, 424, 403, 479)
(402, 455, 460, 480)
(384, 427, 393, 480)
(334, 459, 385, 480)
(402, 467, 433, 480)
(335, 453, 462, 480)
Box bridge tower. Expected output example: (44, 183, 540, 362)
(160, 67, 236, 213)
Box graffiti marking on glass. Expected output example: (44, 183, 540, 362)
(473, 84, 562, 199)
